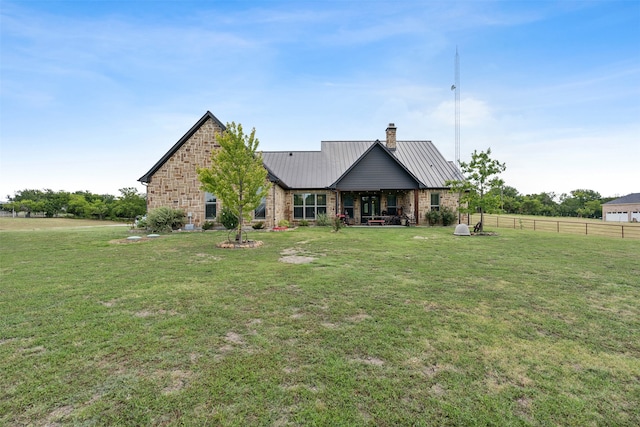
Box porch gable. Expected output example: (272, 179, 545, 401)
(330, 142, 422, 191)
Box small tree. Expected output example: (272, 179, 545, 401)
(446, 148, 506, 232)
(197, 122, 270, 242)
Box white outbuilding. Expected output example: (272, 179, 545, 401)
(603, 193, 640, 222)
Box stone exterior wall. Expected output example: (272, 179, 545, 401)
(146, 118, 223, 227)
(415, 190, 458, 224)
(264, 184, 287, 227)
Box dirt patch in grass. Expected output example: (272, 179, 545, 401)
(134, 309, 179, 318)
(279, 246, 318, 264)
(217, 240, 263, 249)
(159, 370, 192, 395)
(109, 237, 155, 244)
(280, 255, 316, 264)
(350, 356, 385, 366)
(225, 332, 245, 345)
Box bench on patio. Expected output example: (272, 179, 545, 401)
(367, 219, 385, 226)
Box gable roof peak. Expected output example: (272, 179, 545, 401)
(138, 111, 226, 183)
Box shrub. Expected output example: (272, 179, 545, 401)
(252, 221, 265, 230)
(426, 209, 441, 226)
(146, 207, 185, 232)
(332, 215, 343, 232)
(441, 207, 457, 226)
(315, 213, 330, 226)
(299, 219, 309, 227)
(202, 220, 216, 230)
(134, 215, 147, 229)
(220, 207, 239, 230)
(277, 219, 290, 228)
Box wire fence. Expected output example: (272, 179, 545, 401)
(467, 214, 640, 239)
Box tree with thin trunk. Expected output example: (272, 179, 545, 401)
(447, 148, 506, 232)
(197, 122, 270, 242)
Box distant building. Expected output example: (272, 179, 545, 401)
(602, 193, 640, 222)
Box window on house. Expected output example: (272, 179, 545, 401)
(431, 193, 440, 211)
(386, 194, 397, 215)
(254, 195, 266, 219)
(205, 192, 217, 219)
(343, 194, 354, 219)
(294, 193, 327, 219)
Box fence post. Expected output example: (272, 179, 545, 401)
(534, 220, 536, 231)
(622, 225, 624, 239)
(585, 223, 588, 235)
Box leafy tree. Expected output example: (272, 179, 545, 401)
(559, 189, 601, 217)
(520, 196, 543, 216)
(197, 122, 270, 241)
(447, 148, 506, 232)
(112, 187, 146, 223)
(67, 194, 90, 217)
(89, 199, 110, 220)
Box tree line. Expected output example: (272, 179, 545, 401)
(490, 187, 613, 218)
(1, 185, 614, 224)
(1, 187, 146, 222)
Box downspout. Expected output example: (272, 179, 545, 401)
(272, 185, 277, 228)
(414, 189, 419, 225)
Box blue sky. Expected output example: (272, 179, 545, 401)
(1, 0, 638, 200)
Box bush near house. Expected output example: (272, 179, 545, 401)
(426, 209, 441, 226)
(146, 207, 186, 232)
(440, 207, 456, 226)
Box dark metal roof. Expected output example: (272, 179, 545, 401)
(138, 111, 226, 183)
(262, 140, 463, 189)
(139, 110, 464, 190)
(603, 193, 640, 205)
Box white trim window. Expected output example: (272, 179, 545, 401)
(205, 192, 217, 219)
(430, 193, 440, 211)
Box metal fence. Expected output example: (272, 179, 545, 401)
(468, 214, 640, 239)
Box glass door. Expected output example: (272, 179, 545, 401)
(360, 195, 380, 223)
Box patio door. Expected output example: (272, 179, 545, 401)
(360, 195, 380, 223)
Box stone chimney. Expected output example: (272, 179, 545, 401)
(385, 123, 397, 150)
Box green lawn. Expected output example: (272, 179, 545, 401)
(1, 224, 639, 426)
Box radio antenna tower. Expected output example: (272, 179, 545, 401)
(451, 47, 460, 166)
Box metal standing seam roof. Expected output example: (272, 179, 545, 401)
(261, 140, 464, 189)
(603, 193, 640, 205)
(138, 110, 464, 189)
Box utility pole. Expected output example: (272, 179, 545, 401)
(451, 47, 460, 166)
(451, 47, 461, 224)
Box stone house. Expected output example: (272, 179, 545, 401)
(602, 193, 640, 222)
(138, 111, 464, 227)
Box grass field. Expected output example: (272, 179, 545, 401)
(1, 219, 639, 426)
